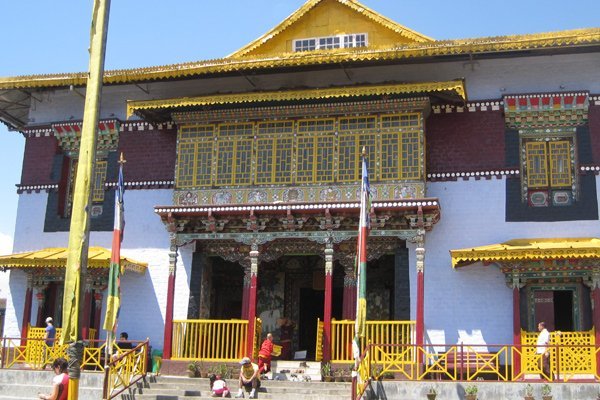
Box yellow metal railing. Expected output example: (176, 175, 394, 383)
(171, 319, 249, 361)
(518, 328, 597, 381)
(103, 339, 148, 400)
(331, 320, 415, 362)
(253, 318, 262, 360)
(1, 336, 109, 371)
(315, 318, 324, 362)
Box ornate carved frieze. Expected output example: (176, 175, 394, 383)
(503, 92, 589, 129)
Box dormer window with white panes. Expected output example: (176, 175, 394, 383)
(293, 33, 367, 52)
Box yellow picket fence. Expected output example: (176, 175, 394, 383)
(330, 320, 415, 362)
(171, 318, 261, 361)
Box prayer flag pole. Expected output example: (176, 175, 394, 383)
(353, 148, 371, 369)
(60, 1, 111, 399)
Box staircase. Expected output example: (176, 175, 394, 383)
(0, 370, 103, 400)
(135, 375, 351, 400)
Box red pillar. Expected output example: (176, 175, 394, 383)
(21, 284, 33, 339)
(415, 247, 425, 350)
(163, 244, 178, 359)
(246, 246, 259, 357)
(35, 291, 45, 328)
(81, 284, 92, 340)
(342, 266, 356, 320)
(592, 285, 600, 377)
(93, 292, 104, 339)
(323, 243, 334, 361)
(512, 282, 522, 376)
(241, 267, 250, 319)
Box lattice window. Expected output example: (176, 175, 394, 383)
(296, 119, 335, 183)
(92, 160, 107, 202)
(526, 142, 549, 188)
(338, 117, 377, 182)
(216, 123, 254, 186)
(176, 125, 214, 188)
(525, 139, 573, 189)
(380, 114, 422, 180)
(549, 141, 572, 187)
(256, 121, 294, 184)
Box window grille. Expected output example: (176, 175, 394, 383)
(92, 160, 107, 202)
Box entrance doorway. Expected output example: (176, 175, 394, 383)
(531, 288, 575, 331)
(298, 288, 323, 359)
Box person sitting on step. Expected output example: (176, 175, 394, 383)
(235, 357, 260, 399)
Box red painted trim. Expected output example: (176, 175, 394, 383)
(21, 287, 33, 340)
(323, 271, 333, 362)
(247, 274, 258, 357)
(81, 289, 92, 340)
(162, 273, 176, 359)
(415, 270, 424, 349)
(343, 285, 356, 319)
(512, 286, 521, 376)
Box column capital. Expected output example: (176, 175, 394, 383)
(415, 246, 425, 273)
(325, 240, 334, 275)
(585, 271, 600, 289)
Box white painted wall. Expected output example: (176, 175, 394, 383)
(419, 176, 600, 348)
(5, 189, 181, 351)
(27, 53, 600, 124)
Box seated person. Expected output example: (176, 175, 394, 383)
(210, 374, 230, 397)
(115, 332, 133, 351)
(235, 357, 260, 399)
(38, 358, 69, 400)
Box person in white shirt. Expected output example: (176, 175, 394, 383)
(536, 322, 551, 380)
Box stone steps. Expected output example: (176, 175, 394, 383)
(135, 375, 351, 400)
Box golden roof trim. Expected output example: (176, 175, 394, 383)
(126, 80, 466, 118)
(0, 246, 148, 274)
(228, 0, 433, 58)
(0, 28, 598, 90)
(451, 237, 600, 268)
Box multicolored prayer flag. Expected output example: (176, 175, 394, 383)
(103, 160, 125, 334)
(353, 153, 371, 362)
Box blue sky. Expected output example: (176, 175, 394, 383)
(0, 0, 597, 253)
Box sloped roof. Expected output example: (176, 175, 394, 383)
(228, 0, 433, 58)
(450, 238, 600, 268)
(127, 80, 466, 119)
(0, 247, 147, 274)
(0, 28, 597, 91)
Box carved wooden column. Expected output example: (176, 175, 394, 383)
(34, 280, 47, 327)
(81, 278, 93, 340)
(21, 274, 33, 339)
(323, 239, 334, 362)
(587, 270, 600, 376)
(415, 242, 425, 351)
(163, 234, 178, 359)
(342, 263, 356, 320)
(93, 292, 104, 338)
(509, 271, 524, 376)
(241, 264, 251, 319)
(246, 243, 259, 357)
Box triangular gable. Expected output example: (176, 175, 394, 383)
(228, 0, 433, 58)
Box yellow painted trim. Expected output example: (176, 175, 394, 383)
(127, 81, 466, 118)
(450, 237, 600, 268)
(0, 246, 147, 273)
(227, 0, 434, 58)
(0, 29, 597, 90)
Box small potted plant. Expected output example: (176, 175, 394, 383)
(465, 383, 478, 400)
(523, 383, 534, 400)
(321, 362, 333, 382)
(541, 383, 552, 400)
(187, 361, 200, 378)
(427, 386, 437, 400)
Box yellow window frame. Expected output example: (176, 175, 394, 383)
(92, 160, 107, 202)
(296, 118, 335, 184)
(525, 141, 549, 188)
(549, 140, 572, 188)
(176, 124, 215, 188)
(256, 121, 294, 185)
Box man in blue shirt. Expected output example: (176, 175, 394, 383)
(44, 317, 56, 346)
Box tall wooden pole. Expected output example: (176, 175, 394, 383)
(61, 1, 111, 399)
